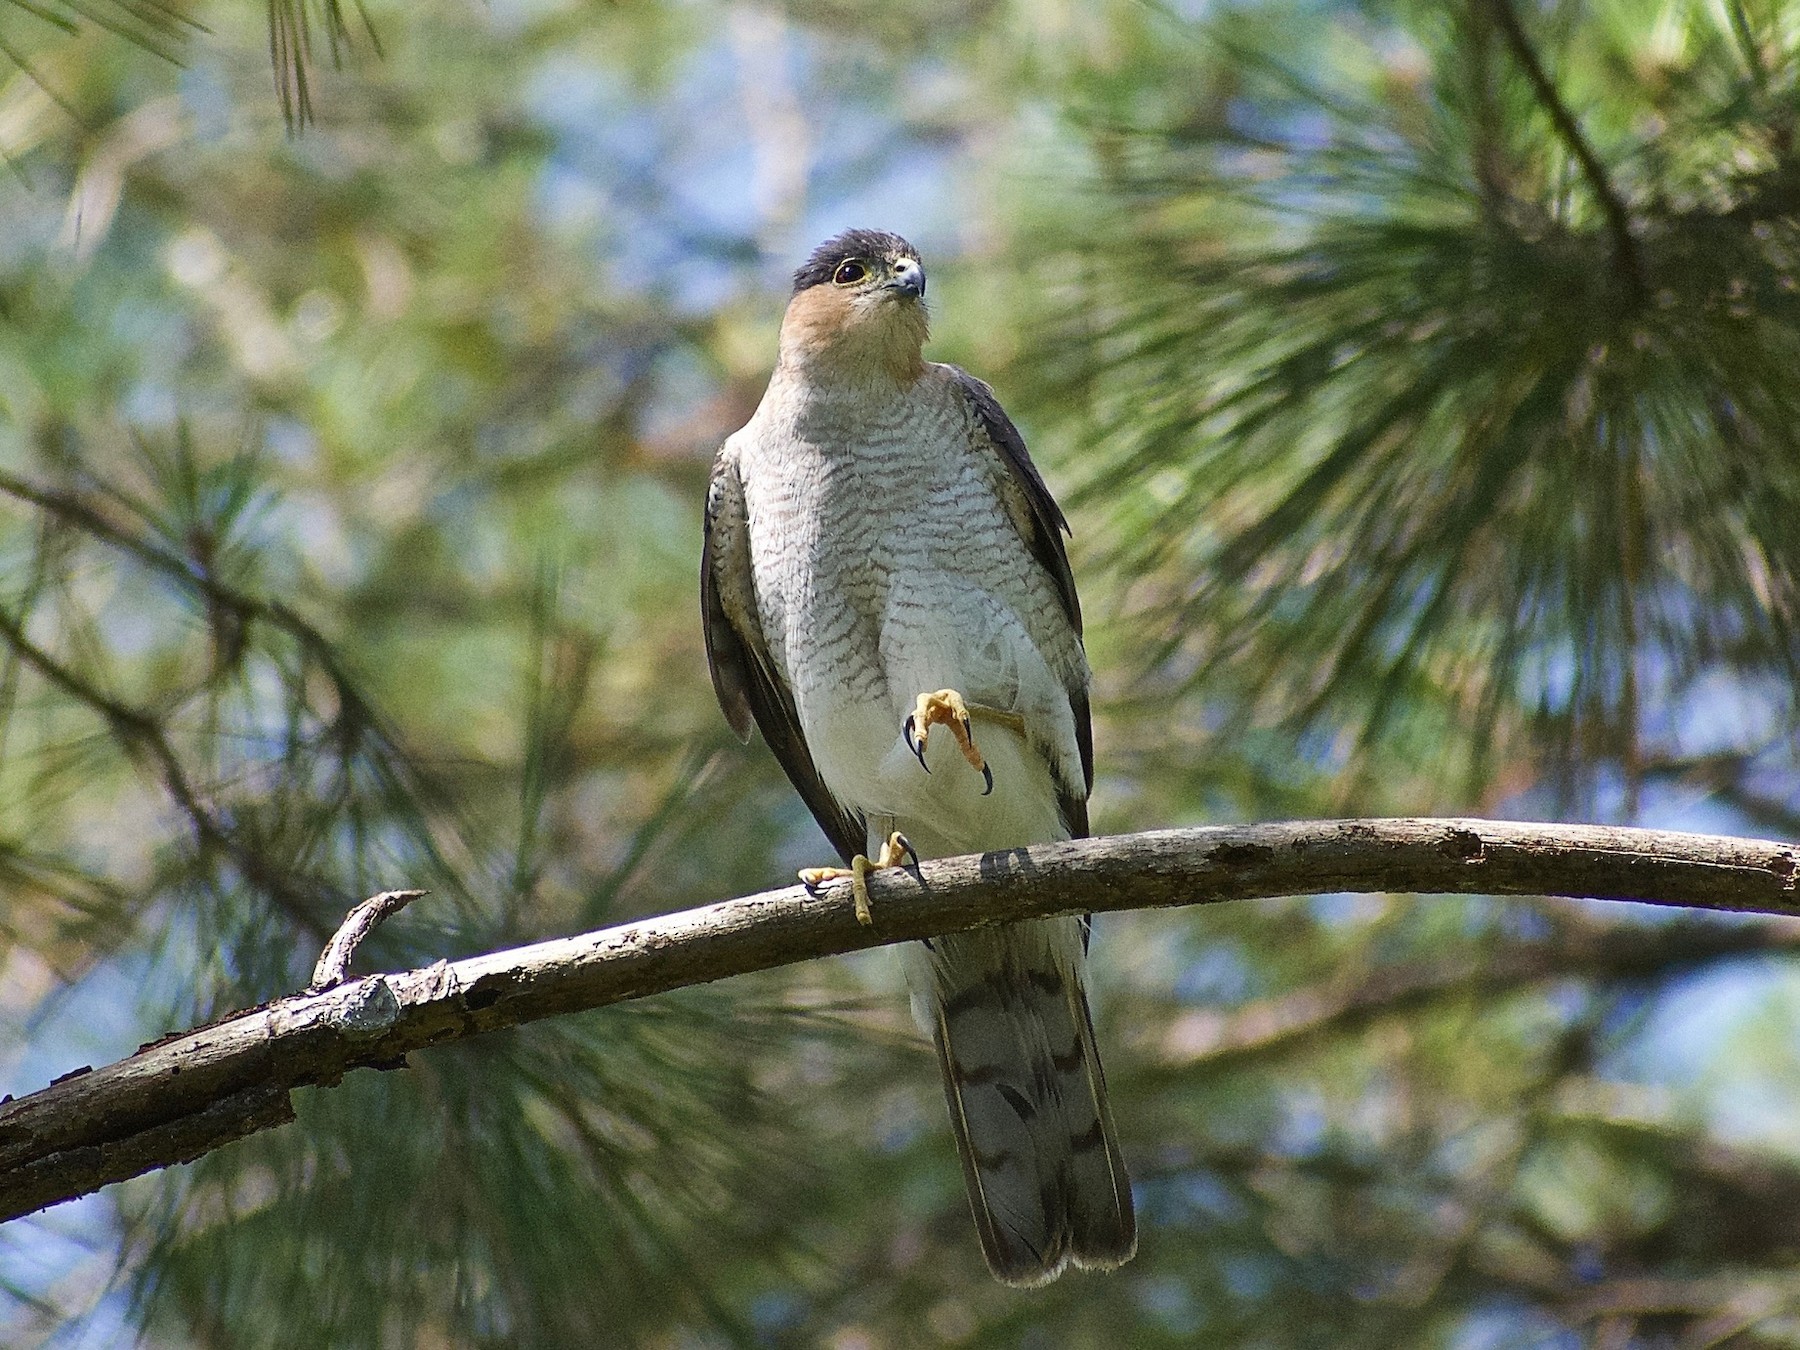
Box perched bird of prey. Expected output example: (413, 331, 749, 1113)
(702, 229, 1135, 1285)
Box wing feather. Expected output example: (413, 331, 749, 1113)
(702, 448, 865, 864)
(946, 368, 1094, 830)
(947, 368, 1082, 638)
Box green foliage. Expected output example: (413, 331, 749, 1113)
(129, 1000, 832, 1348)
(1029, 0, 1800, 808)
(1, 0, 1799, 1347)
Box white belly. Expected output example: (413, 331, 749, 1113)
(793, 568, 1076, 859)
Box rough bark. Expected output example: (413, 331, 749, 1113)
(2, 818, 1795, 1224)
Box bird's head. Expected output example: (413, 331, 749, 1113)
(779, 229, 928, 385)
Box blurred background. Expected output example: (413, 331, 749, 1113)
(1, 0, 1799, 1344)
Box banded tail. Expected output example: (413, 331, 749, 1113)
(922, 917, 1136, 1285)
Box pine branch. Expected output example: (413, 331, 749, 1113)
(0, 470, 466, 932)
(1, 818, 1794, 1224)
(0, 471, 363, 702)
(1148, 911, 1800, 1073)
(1487, 0, 1647, 297)
(0, 599, 333, 939)
(309, 888, 428, 991)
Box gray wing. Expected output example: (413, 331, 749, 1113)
(947, 368, 1093, 836)
(701, 448, 865, 864)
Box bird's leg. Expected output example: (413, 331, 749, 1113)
(973, 705, 1026, 735)
(902, 690, 1025, 795)
(800, 831, 917, 926)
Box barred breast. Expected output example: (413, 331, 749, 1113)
(734, 364, 1083, 852)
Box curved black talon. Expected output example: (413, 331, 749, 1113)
(980, 763, 994, 796)
(897, 833, 919, 868)
(903, 714, 930, 772)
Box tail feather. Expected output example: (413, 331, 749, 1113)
(923, 917, 1135, 1285)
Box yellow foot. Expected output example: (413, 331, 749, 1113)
(799, 831, 917, 926)
(902, 690, 1026, 795)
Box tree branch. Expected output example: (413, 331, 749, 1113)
(309, 889, 429, 991)
(0, 599, 333, 940)
(0, 469, 454, 936)
(1, 818, 1794, 1224)
(1488, 0, 1647, 298)
(1149, 909, 1800, 1072)
(0, 469, 376, 733)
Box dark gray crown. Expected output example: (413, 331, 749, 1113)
(793, 229, 919, 292)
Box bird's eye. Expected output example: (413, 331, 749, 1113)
(832, 260, 866, 285)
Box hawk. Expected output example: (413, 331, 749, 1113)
(701, 229, 1135, 1285)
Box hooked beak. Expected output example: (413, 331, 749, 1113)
(885, 257, 926, 299)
